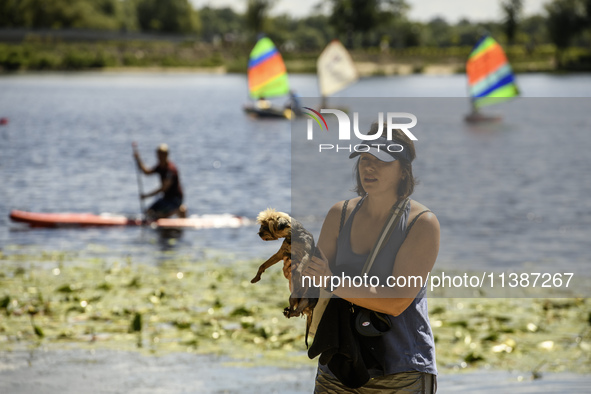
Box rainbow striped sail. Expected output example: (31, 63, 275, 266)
(247, 37, 290, 99)
(466, 35, 519, 109)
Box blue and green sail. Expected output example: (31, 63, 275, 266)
(247, 37, 290, 99)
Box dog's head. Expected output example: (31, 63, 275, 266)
(256, 208, 291, 241)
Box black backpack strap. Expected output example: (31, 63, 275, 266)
(339, 199, 350, 232)
(405, 210, 431, 237)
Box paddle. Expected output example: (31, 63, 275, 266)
(131, 142, 147, 224)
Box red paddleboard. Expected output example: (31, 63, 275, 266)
(9, 210, 252, 229)
(9, 210, 140, 227)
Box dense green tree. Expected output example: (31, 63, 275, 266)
(583, 1, 591, 52)
(329, 0, 378, 37)
(136, 0, 200, 34)
(292, 26, 326, 50)
(423, 17, 453, 46)
(545, 0, 586, 67)
(583, 0, 591, 32)
(300, 14, 334, 45)
(263, 14, 295, 48)
(454, 18, 488, 46)
(119, 0, 140, 31)
(520, 15, 547, 46)
(245, 0, 272, 37)
(199, 6, 245, 43)
(328, 0, 409, 48)
(419, 17, 499, 48)
(501, 0, 523, 45)
(0, 0, 126, 29)
(264, 15, 330, 51)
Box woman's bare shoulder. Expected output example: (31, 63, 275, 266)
(408, 199, 439, 229)
(410, 199, 434, 215)
(325, 197, 362, 227)
(328, 197, 362, 214)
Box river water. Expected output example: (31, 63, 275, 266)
(1, 72, 590, 295)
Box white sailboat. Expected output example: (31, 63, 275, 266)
(317, 40, 359, 108)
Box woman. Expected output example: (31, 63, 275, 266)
(286, 125, 439, 393)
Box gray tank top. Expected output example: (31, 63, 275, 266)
(329, 196, 437, 377)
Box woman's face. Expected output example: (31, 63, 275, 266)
(358, 153, 402, 195)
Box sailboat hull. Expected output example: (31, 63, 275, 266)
(243, 104, 290, 119)
(464, 112, 503, 123)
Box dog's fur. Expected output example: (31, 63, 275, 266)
(252, 208, 320, 346)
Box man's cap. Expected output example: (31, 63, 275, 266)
(348, 136, 412, 163)
(157, 143, 169, 153)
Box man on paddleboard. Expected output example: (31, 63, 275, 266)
(133, 143, 186, 221)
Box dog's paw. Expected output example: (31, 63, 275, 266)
(251, 275, 261, 284)
(283, 308, 301, 318)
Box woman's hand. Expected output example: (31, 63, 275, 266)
(302, 249, 332, 284)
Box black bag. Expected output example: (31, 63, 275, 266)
(353, 307, 392, 337)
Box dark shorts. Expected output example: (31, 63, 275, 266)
(315, 367, 437, 394)
(148, 196, 182, 217)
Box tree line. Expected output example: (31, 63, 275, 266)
(1, 0, 590, 57)
(0, 0, 200, 34)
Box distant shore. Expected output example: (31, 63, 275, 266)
(1, 40, 588, 75)
(30, 63, 464, 76)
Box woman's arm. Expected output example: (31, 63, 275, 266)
(335, 212, 440, 316)
(303, 208, 440, 317)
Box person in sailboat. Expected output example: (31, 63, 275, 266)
(284, 125, 439, 393)
(133, 143, 187, 221)
(256, 96, 272, 110)
(285, 90, 303, 117)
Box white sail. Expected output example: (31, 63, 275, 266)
(317, 40, 359, 97)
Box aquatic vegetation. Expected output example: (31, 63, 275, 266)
(0, 249, 589, 375)
(0, 249, 312, 367)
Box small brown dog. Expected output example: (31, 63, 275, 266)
(251, 208, 292, 284)
(252, 208, 319, 345)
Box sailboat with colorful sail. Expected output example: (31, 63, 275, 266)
(464, 35, 519, 123)
(317, 40, 358, 108)
(243, 36, 293, 119)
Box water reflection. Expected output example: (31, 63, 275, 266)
(155, 228, 184, 250)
